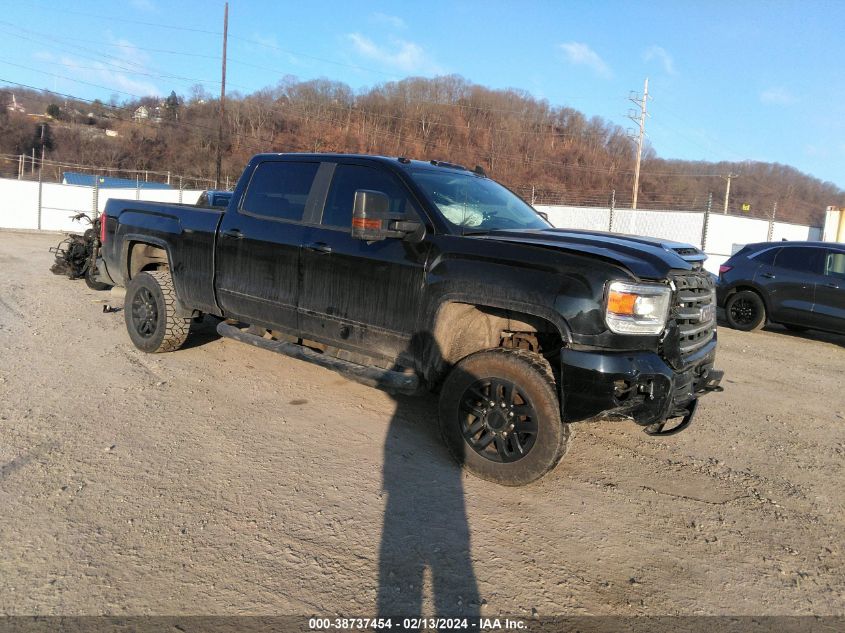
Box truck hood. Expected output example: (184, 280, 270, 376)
(470, 228, 706, 279)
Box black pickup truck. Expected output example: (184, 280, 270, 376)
(96, 153, 723, 485)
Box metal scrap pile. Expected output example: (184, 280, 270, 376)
(50, 229, 95, 279)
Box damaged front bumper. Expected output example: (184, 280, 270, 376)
(560, 340, 722, 435)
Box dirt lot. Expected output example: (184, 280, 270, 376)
(0, 230, 843, 617)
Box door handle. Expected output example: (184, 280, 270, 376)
(761, 272, 776, 279)
(305, 242, 332, 254)
(222, 229, 243, 239)
(825, 282, 840, 289)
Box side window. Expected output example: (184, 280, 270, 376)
(825, 251, 845, 279)
(773, 247, 824, 275)
(752, 248, 779, 265)
(322, 164, 418, 228)
(241, 161, 319, 222)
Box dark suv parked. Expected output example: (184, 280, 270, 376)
(717, 241, 845, 334)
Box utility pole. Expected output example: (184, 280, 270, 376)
(768, 201, 777, 242)
(721, 173, 739, 214)
(40, 124, 46, 164)
(215, 2, 229, 189)
(628, 78, 649, 210)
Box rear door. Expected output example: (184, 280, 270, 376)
(757, 246, 824, 326)
(812, 249, 845, 333)
(298, 162, 430, 362)
(215, 159, 324, 330)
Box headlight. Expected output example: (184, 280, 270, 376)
(605, 281, 672, 335)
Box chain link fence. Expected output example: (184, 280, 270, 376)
(0, 153, 218, 192)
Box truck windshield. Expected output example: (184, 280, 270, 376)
(409, 168, 551, 233)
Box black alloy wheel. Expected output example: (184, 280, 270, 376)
(725, 290, 766, 331)
(459, 377, 539, 463)
(131, 286, 159, 338)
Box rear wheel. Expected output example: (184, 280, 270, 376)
(438, 348, 569, 486)
(124, 270, 190, 353)
(725, 290, 766, 331)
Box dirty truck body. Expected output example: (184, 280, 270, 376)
(98, 153, 722, 485)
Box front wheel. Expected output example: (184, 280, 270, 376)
(725, 290, 766, 331)
(124, 270, 190, 353)
(438, 348, 569, 486)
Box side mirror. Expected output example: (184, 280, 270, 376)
(352, 190, 391, 241)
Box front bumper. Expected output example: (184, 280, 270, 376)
(560, 340, 722, 429)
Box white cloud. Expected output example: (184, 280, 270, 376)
(54, 53, 159, 97)
(643, 45, 676, 75)
(558, 42, 611, 77)
(105, 33, 151, 67)
(372, 12, 406, 30)
(347, 33, 443, 74)
(760, 87, 796, 105)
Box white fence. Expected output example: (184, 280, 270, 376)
(0, 177, 204, 233)
(0, 176, 823, 275)
(537, 204, 823, 273)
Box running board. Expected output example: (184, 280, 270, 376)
(216, 321, 420, 394)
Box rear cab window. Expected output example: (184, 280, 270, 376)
(241, 161, 320, 222)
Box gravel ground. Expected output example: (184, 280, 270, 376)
(0, 230, 843, 617)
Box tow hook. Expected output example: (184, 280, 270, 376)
(644, 399, 698, 437)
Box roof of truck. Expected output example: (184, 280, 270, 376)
(253, 153, 485, 175)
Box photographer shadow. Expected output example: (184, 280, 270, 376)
(376, 332, 481, 619)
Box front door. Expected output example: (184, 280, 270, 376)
(215, 159, 322, 330)
(298, 162, 430, 363)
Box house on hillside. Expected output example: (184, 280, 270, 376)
(133, 103, 165, 123)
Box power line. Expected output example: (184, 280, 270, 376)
(0, 24, 233, 90)
(20, 1, 222, 35)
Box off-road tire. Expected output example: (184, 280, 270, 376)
(124, 270, 190, 353)
(438, 348, 569, 486)
(725, 290, 766, 331)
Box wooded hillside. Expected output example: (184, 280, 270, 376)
(1, 75, 841, 225)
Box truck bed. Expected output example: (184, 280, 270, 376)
(101, 200, 224, 316)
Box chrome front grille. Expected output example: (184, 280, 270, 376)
(671, 273, 716, 358)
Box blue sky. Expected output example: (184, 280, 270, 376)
(1, 0, 843, 188)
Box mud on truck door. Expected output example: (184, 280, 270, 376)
(215, 160, 323, 330)
(298, 162, 430, 360)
